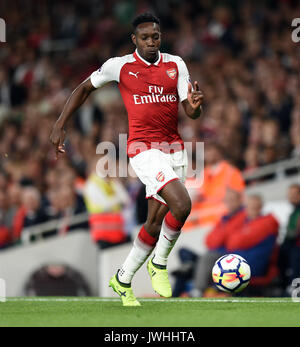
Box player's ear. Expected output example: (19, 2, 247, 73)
(131, 33, 137, 46)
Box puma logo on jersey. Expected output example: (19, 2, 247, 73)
(129, 71, 139, 79)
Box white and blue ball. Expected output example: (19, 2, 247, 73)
(212, 254, 251, 293)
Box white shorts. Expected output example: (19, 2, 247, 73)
(129, 149, 188, 206)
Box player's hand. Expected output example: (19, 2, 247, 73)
(187, 81, 204, 110)
(50, 123, 66, 159)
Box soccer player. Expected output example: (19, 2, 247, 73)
(50, 12, 203, 306)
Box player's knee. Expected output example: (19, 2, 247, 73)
(144, 221, 162, 238)
(171, 196, 191, 223)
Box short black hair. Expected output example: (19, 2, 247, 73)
(132, 12, 160, 31)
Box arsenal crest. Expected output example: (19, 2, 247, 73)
(166, 68, 177, 80)
(156, 171, 165, 182)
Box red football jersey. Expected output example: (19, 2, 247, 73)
(90, 50, 190, 157)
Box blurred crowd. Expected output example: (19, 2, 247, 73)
(172, 183, 300, 297)
(0, 0, 300, 251)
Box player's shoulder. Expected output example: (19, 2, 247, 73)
(161, 53, 186, 65)
(104, 54, 136, 68)
(92, 54, 137, 84)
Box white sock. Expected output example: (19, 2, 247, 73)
(118, 230, 156, 284)
(152, 220, 181, 267)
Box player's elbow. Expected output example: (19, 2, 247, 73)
(73, 79, 96, 98)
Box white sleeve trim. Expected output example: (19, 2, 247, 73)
(175, 56, 191, 102)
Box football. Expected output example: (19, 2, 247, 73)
(212, 254, 251, 293)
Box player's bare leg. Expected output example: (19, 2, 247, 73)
(148, 179, 191, 297)
(153, 179, 191, 265)
(144, 198, 169, 238)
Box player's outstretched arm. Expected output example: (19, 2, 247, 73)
(50, 78, 96, 159)
(182, 81, 204, 119)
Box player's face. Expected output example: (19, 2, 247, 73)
(132, 22, 161, 63)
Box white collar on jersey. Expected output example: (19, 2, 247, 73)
(135, 49, 161, 66)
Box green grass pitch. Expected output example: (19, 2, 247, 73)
(0, 297, 299, 327)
